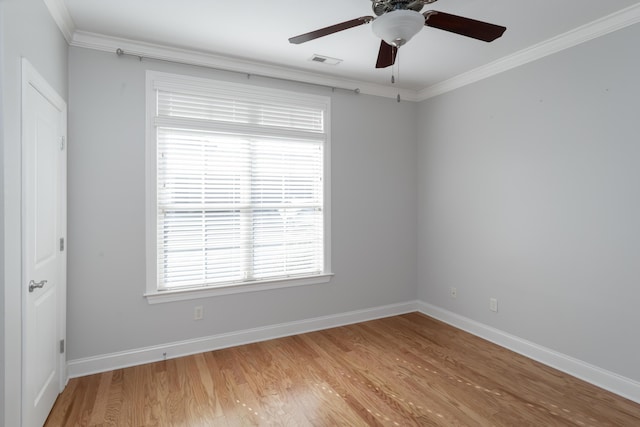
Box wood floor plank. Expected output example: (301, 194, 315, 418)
(88, 371, 113, 426)
(45, 313, 640, 426)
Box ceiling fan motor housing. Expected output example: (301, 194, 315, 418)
(371, 0, 438, 16)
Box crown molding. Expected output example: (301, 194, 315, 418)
(70, 31, 420, 102)
(42, 0, 76, 43)
(417, 3, 640, 101)
(54, 3, 640, 102)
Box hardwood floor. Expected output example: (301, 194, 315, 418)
(45, 313, 640, 426)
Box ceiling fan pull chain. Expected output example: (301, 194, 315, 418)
(391, 45, 396, 84)
(396, 47, 401, 103)
(397, 51, 400, 83)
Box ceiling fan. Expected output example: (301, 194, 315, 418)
(289, 0, 507, 69)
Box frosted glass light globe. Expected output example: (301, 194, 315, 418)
(372, 10, 425, 47)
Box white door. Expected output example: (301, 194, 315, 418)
(21, 58, 67, 427)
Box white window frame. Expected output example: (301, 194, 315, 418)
(145, 71, 332, 304)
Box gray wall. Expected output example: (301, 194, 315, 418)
(417, 23, 640, 382)
(0, 4, 4, 421)
(1, 0, 68, 425)
(67, 47, 418, 360)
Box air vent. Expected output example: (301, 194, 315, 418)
(309, 54, 342, 66)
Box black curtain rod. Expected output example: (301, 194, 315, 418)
(115, 48, 361, 95)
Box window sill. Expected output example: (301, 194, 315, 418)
(144, 273, 334, 304)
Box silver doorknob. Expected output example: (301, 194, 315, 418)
(28, 279, 47, 293)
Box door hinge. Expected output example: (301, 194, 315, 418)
(59, 339, 65, 354)
(60, 136, 65, 150)
(60, 237, 65, 251)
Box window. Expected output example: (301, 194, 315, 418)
(145, 71, 332, 303)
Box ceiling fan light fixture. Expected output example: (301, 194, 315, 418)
(372, 10, 425, 47)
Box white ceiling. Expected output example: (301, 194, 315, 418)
(62, 0, 640, 92)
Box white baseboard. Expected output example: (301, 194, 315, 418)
(67, 299, 640, 405)
(67, 301, 419, 378)
(416, 301, 640, 404)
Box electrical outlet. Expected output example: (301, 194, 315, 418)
(194, 306, 204, 320)
(489, 298, 498, 313)
(450, 287, 457, 299)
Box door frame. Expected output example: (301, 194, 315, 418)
(21, 57, 68, 419)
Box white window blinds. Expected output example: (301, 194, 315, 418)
(150, 75, 329, 292)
